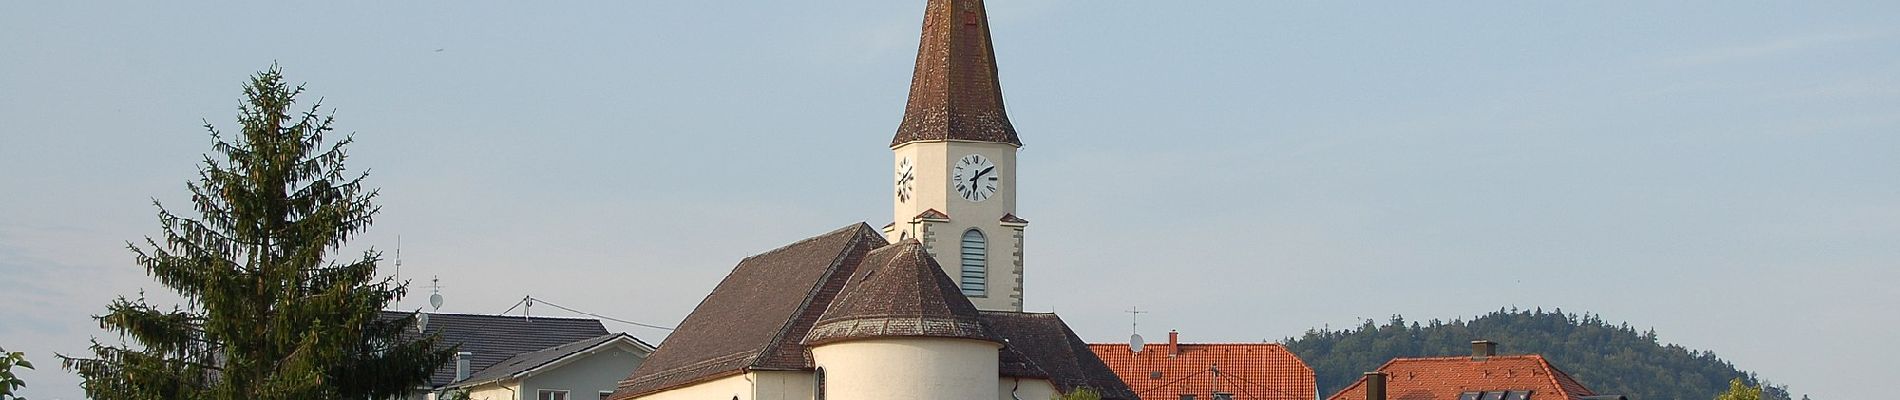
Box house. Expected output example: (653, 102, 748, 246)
(605, 1, 1138, 398)
(1090, 330, 1317, 400)
(383, 312, 656, 400)
(1326, 341, 1626, 400)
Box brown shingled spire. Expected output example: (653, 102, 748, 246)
(892, 0, 1022, 148)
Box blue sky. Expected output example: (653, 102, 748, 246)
(3, 1, 1896, 399)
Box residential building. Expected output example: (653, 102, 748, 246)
(383, 312, 655, 400)
(1326, 341, 1626, 400)
(1090, 330, 1318, 400)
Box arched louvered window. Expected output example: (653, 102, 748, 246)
(959, 229, 987, 296)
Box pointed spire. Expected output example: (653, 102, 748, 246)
(892, 0, 1022, 148)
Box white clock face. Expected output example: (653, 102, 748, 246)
(895, 157, 915, 203)
(951, 154, 999, 202)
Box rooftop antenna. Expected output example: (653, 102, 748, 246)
(1125, 306, 1147, 353)
(522, 295, 534, 321)
(393, 235, 402, 282)
(418, 276, 444, 333)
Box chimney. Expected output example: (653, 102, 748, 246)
(1168, 330, 1180, 356)
(1363, 372, 1387, 400)
(1471, 340, 1497, 360)
(455, 351, 473, 381)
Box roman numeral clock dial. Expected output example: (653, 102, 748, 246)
(951, 154, 999, 202)
(895, 157, 915, 203)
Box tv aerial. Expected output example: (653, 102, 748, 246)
(418, 276, 444, 333)
(1126, 306, 1147, 353)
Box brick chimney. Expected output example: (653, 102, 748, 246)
(1168, 329, 1179, 357)
(1364, 372, 1387, 400)
(1471, 340, 1497, 360)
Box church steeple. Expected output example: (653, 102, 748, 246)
(892, 0, 1021, 148)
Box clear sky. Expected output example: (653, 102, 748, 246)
(3, 1, 1896, 399)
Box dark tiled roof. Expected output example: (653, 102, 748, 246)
(453, 333, 649, 388)
(804, 241, 994, 345)
(1325, 355, 1599, 400)
(982, 312, 1139, 400)
(999, 213, 1029, 224)
(382, 311, 610, 388)
(1088, 340, 1315, 400)
(613, 224, 887, 397)
(914, 208, 950, 221)
(892, 0, 1022, 147)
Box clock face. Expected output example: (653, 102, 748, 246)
(895, 157, 915, 203)
(951, 154, 999, 202)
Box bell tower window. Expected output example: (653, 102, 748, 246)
(959, 229, 987, 296)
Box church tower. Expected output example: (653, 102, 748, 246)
(885, 0, 1027, 312)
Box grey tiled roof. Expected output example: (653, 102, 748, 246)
(382, 311, 610, 388)
(452, 333, 650, 388)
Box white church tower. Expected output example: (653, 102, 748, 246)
(884, 0, 1027, 312)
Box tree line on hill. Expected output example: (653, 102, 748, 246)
(1281, 308, 1803, 400)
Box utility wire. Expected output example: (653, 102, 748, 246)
(523, 295, 676, 332)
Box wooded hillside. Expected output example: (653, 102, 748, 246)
(1282, 309, 1798, 400)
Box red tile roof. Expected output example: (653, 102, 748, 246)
(1325, 355, 1597, 400)
(914, 208, 950, 221)
(1089, 341, 1315, 400)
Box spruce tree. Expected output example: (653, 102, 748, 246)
(60, 66, 452, 400)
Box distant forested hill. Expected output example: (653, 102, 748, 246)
(1282, 309, 1797, 400)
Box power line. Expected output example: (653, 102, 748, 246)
(514, 295, 676, 332)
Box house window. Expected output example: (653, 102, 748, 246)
(1179, 395, 1196, 400)
(598, 391, 613, 400)
(537, 389, 568, 400)
(814, 367, 827, 400)
(959, 229, 986, 296)
(1214, 393, 1234, 400)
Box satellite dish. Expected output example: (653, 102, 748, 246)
(416, 312, 430, 333)
(429, 292, 444, 311)
(1130, 333, 1145, 353)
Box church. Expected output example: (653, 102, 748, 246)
(606, 0, 1136, 399)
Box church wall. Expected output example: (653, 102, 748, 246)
(811, 337, 1001, 400)
(1000, 378, 1059, 400)
(627, 371, 815, 400)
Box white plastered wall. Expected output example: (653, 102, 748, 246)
(810, 337, 1001, 400)
(628, 371, 815, 400)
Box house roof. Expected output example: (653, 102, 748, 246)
(452, 333, 653, 388)
(892, 0, 1021, 148)
(611, 223, 1134, 400)
(986, 312, 1139, 400)
(383, 311, 611, 388)
(1087, 340, 1316, 400)
(804, 240, 995, 345)
(1324, 355, 1598, 400)
(614, 223, 887, 397)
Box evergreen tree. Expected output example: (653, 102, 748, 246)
(59, 66, 452, 400)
